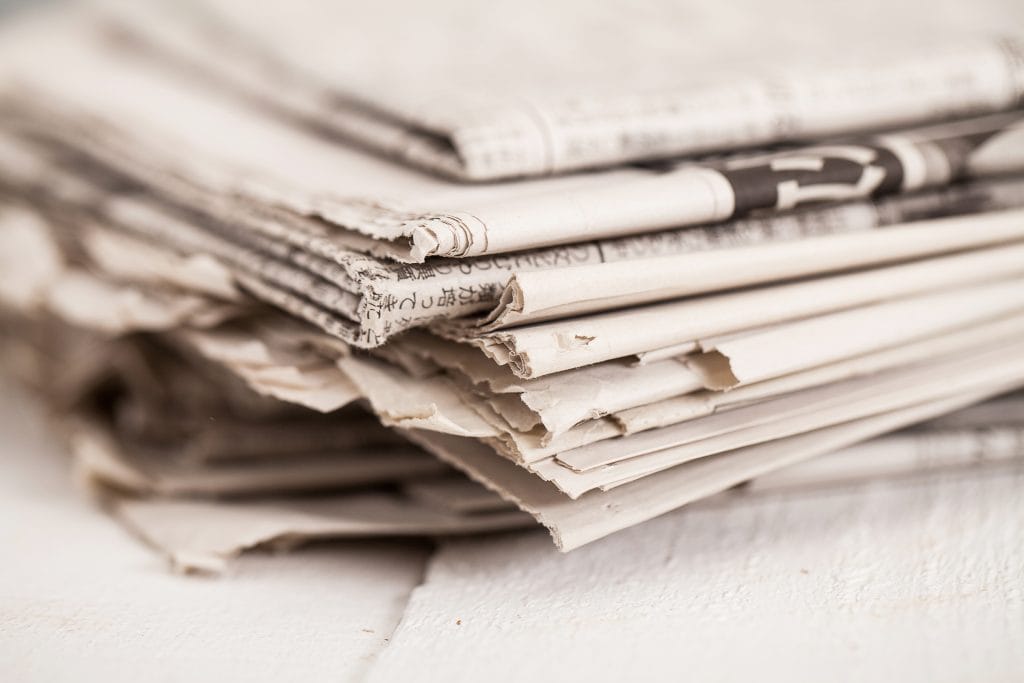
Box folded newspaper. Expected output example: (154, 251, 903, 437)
(0, 0, 1022, 570)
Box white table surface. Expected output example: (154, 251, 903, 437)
(1, 383, 1022, 682)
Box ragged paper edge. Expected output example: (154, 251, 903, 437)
(82, 225, 243, 302)
(469, 240, 1024, 378)
(338, 354, 499, 438)
(404, 388, 1010, 552)
(552, 335, 1024, 475)
(542, 338, 1024, 496)
(0, 200, 245, 335)
(180, 323, 361, 413)
(113, 492, 535, 575)
(685, 278, 1024, 391)
(614, 311, 1024, 434)
(67, 416, 451, 498)
(12, 60, 1024, 352)
(410, 328, 703, 436)
(11, 19, 1024, 283)
(68, 411, 533, 573)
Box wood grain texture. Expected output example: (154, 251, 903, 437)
(369, 470, 1024, 682)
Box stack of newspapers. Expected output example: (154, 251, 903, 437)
(1, 0, 1023, 571)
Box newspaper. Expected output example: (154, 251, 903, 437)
(0, 205, 241, 334)
(3, 1, 1024, 562)
(615, 313, 1024, 434)
(465, 239, 1024, 378)
(454, 282, 1024, 440)
(70, 420, 448, 498)
(685, 279, 1024, 390)
(177, 322, 359, 412)
(407, 392, 1003, 550)
(541, 339, 1024, 494)
(6, 260, 1024, 556)
(1, 314, 533, 572)
(402, 476, 517, 515)
(392, 332, 703, 435)
(410, 421, 1024, 510)
(475, 188, 1024, 329)
(4, 19, 1024, 350)
(113, 492, 533, 574)
(188, 301, 1024, 473)
(103, 0, 1024, 180)
(12, 121, 1024, 347)
(16, 305, 1024, 556)
(11, 189, 1024, 474)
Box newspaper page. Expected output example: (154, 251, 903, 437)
(104, 0, 1024, 180)
(464, 240, 1024, 378)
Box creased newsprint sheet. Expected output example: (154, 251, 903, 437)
(407, 391, 1009, 551)
(113, 491, 532, 574)
(0, 313, 532, 573)
(10, 308, 1019, 567)
(103, 0, 1024, 180)
(540, 339, 1024, 497)
(8, 115, 1024, 348)
(4, 13, 1024, 352)
(463, 240, 1024, 378)
(70, 420, 448, 499)
(8, 177, 1022, 471)
(615, 313, 1024, 435)
(0, 16, 1022, 267)
(9, 186, 1022, 474)
(472, 205, 1024, 329)
(685, 280, 1024, 390)
(6, 275, 1024, 556)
